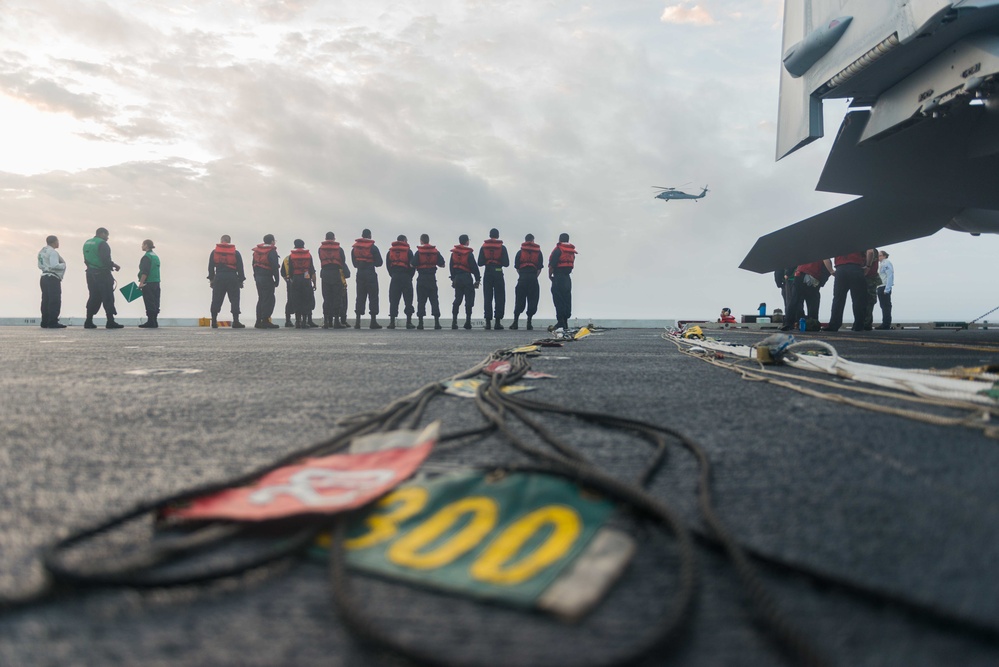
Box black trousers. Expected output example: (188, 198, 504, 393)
(322, 273, 346, 321)
(452, 274, 476, 316)
(481, 268, 505, 320)
(786, 280, 820, 327)
(388, 274, 414, 318)
(416, 274, 440, 318)
(255, 277, 277, 321)
(210, 275, 240, 316)
(355, 269, 379, 316)
(877, 286, 893, 326)
(513, 272, 540, 317)
(40, 275, 62, 326)
(142, 283, 161, 319)
(826, 264, 866, 331)
(290, 276, 313, 320)
(85, 270, 116, 319)
(551, 272, 572, 326)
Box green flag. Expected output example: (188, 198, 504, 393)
(119, 281, 143, 302)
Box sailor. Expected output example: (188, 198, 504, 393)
(821, 250, 872, 332)
(510, 233, 543, 330)
(548, 233, 576, 330)
(385, 235, 416, 329)
(37, 235, 67, 329)
(782, 260, 825, 331)
(252, 234, 281, 329)
(281, 253, 294, 327)
(318, 231, 350, 329)
(876, 250, 894, 330)
(83, 227, 124, 329)
(136, 239, 161, 329)
(413, 233, 446, 330)
(477, 228, 509, 329)
(352, 228, 384, 329)
(450, 234, 481, 330)
(207, 234, 246, 329)
(288, 239, 317, 328)
(862, 248, 880, 331)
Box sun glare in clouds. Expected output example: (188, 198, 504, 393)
(0, 94, 214, 176)
(661, 3, 716, 26)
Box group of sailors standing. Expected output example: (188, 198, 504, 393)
(36, 227, 576, 331)
(208, 228, 578, 331)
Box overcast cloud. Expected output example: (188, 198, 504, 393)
(2, 0, 997, 323)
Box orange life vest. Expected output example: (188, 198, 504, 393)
(552, 242, 576, 270)
(353, 238, 376, 264)
(213, 243, 237, 269)
(318, 240, 343, 267)
(252, 244, 275, 270)
(387, 241, 411, 269)
(416, 244, 440, 271)
(480, 238, 504, 265)
(451, 245, 473, 272)
(289, 248, 312, 277)
(516, 242, 542, 270)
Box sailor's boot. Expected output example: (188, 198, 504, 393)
(231, 316, 245, 329)
(464, 315, 472, 330)
(355, 315, 362, 330)
(284, 315, 293, 328)
(494, 319, 504, 330)
(484, 319, 492, 330)
(417, 317, 424, 330)
(211, 314, 219, 329)
(434, 317, 442, 330)
(406, 315, 415, 330)
(509, 316, 519, 330)
(387, 317, 396, 329)
(370, 315, 382, 329)
(526, 316, 534, 331)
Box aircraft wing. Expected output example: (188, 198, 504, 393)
(818, 107, 999, 210)
(739, 197, 960, 273)
(750, 2, 999, 274)
(775, 0, 999, 160)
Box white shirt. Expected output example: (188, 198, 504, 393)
(38, 245, 66, 281)
(878, 259, 894, 294)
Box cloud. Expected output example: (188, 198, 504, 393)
(660, 4, 716, 26)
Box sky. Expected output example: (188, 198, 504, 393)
(2, 0, 997, 323)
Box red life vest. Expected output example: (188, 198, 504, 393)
(480, 238, 504, 265)
(353, 238, 376, 264)
(796, 261, 824, 279)
(552, 242, 576, 270)
(289, 248, 312, 277)
(387, 241, 411, 269)
(516, 242, 542, 270)
(318, 240, 343, 267)
(451, 245, 473, 272)
(835, 252, 866, 267)
(252, 244, 275, 270)
(416, 244, 440, 271)
(213, 243, 237, 269)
